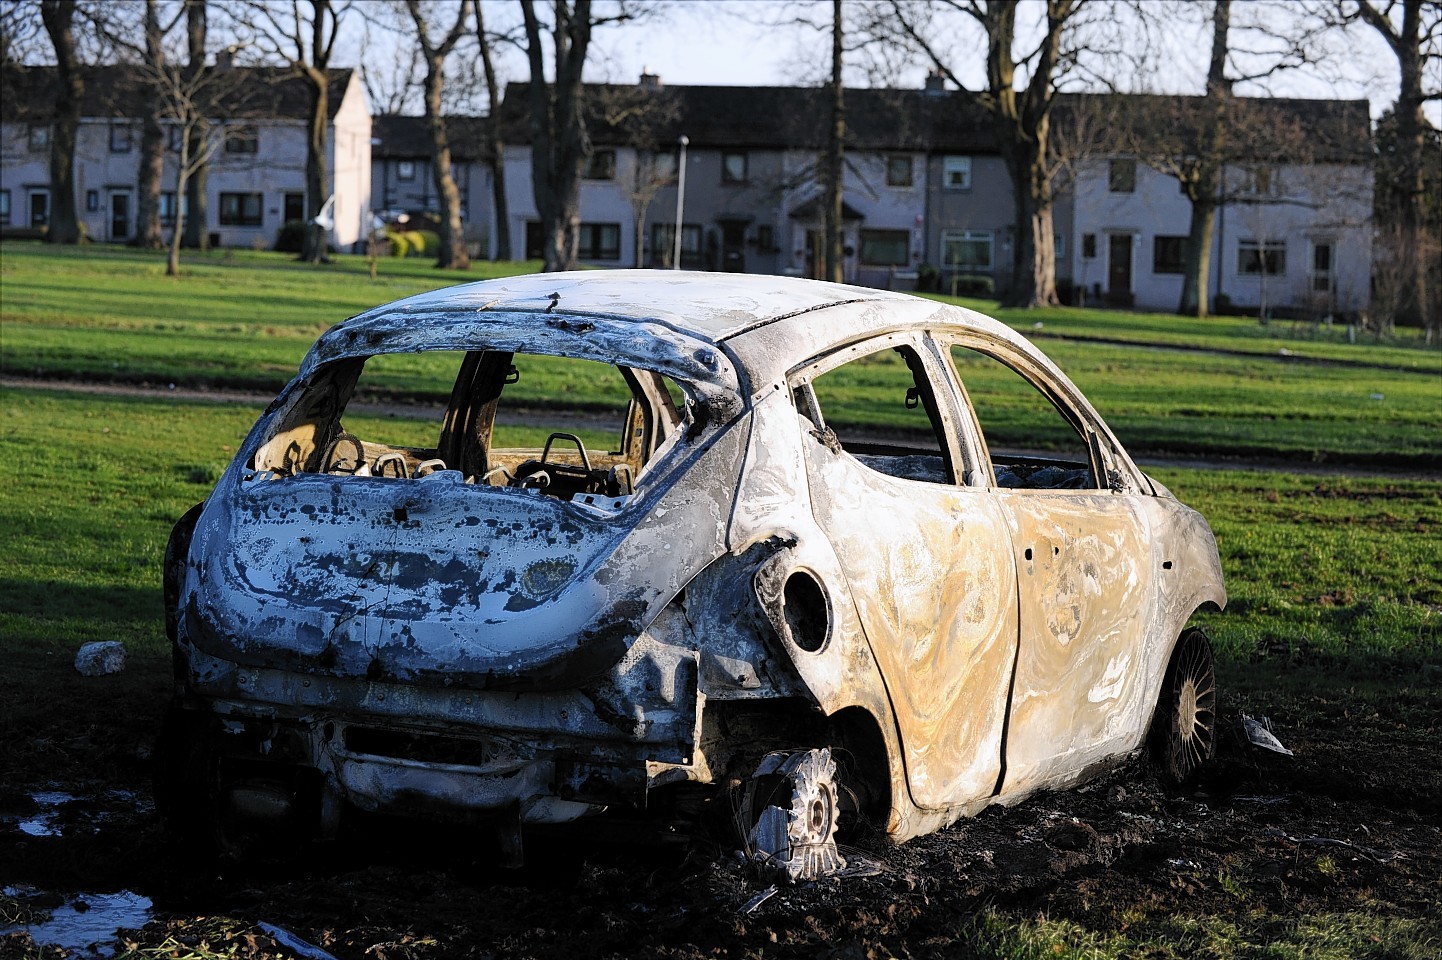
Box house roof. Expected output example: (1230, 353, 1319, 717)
(491, 82, 1372, 164)
(372, 114, 492, 161)
(0, 64, 356, 125)
(1059, 92, 1373, 164)
(496, 83, 997, 153)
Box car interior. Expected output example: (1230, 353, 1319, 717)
(249, 350, 686, 501)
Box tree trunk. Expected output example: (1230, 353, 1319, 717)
(426, 78, 469, 269)
(1389, 0, 1430, 332)
(522, 0, 591, 273)
(822, 0, 844, 283)
(40, 0, 83, 245)
(1178, 193, 1218, 316)
(182, 0, 207, 250)
(997, 125, 1059, 308)
(985, 1, 1064, 308)
(1178, 0, 1232, 317)
(131, 0, 166, 249)
(475, 0, 510, 260)
(300, 66, 330, 263)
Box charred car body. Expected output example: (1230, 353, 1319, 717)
(159, 272, 1224, 871)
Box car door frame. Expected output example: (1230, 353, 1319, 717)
(787, 329, 1022, 811)
(933, 330, 1158, 795)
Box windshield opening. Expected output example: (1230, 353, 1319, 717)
(250, 350, 688, 501)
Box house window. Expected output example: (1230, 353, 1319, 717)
(583, 149, 616, 180)
(1153, 235, 1188, 274)
(859, 229, 910, 266)
(396, 160, 416, 181)
(650, 222, 702, 268)
(941, 229, 992, 270)
(29, 191, 49, 227)
(284, 192, 305, 222)
(219, 192, 263, 226)
(1245, 165, 1276, 195)
(577, 222, 620, 260)
(1108, 158, 1136, 193)
(109, 122, 133, 153)
(28, 125, 50, 151)
(721, 151, 748, 184)
(1312, 241, 1334, 292)
(159, 191, 179, 225)
(756, 223, 776, 252)
(86, 189, 99, 212)
(646, 151, 677, 182)
(167, 125, 183, 151)
(942, 156, 972, 190)
(1238, 239, 1286, 276)
(1082, 233, 1097, 259)
(1054, 233, 1066, 259)
(224, 127, 259, 154)
(0, 189, 9, 226)
(887, 155, 913, 187)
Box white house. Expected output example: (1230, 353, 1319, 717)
(1065, 96, 1373, 315)
(0, 64, 371, 250)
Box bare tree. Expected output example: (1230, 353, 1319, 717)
(154, 59, 232, 274)
(39, 0, 83, 244)
(237, 0, 351, 262)
(473, 0, 510, 260)
(885, 1, 1100, 307)
(587, 80, 681, 266)
(518, 0, 637, 272)
(519, 0, 590, 271)
(1338, 0, 1440, 339)
(405, 0, 472, 269)
(90, 0, 188, 249)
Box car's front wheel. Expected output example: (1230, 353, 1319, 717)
(1149, 627, 1217, 786)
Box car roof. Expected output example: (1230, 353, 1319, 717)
(340, 270, 919, 344)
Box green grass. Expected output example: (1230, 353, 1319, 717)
(929, 292, 1439, 369)
(4, 241, 1437, 467)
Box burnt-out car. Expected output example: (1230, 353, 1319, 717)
(158, 272, 1224, 874)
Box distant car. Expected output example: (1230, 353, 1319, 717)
(158, 272, 1224, 875)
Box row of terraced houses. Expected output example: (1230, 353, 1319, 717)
(1, 65, 1374, 315)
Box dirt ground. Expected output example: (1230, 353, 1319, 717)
(2, 684, 1438, 959)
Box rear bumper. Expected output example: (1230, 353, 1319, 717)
(166, 635, 701, 831)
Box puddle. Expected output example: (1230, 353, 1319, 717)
(8, 788, 151, 840)
(16, 791, 76, 838)
(1, 888, 154, 957)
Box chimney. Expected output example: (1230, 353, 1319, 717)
(924, 70, 946, 96)
(639, 70, 661, 90)
(216, 45, 238, 70)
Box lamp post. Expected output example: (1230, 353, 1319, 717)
(672, 135, 689, 270)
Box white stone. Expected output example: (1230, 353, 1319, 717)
(75, 641, 127, 677)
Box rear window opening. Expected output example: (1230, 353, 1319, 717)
(250, 350, 687, 501)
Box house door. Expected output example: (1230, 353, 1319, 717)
(721, 221, 747, 273)
(1107, 234, 1133, 304)
(29, 191, 48, 228)
(109, 190, 131, 241)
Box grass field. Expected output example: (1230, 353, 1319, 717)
(1, 244, 1439, 958)
(3, 241, 1440, 466)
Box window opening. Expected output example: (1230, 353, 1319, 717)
(250, 350, 687, 503)
(794, 343, 954, 486)
(948, 343, 1099, 490)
